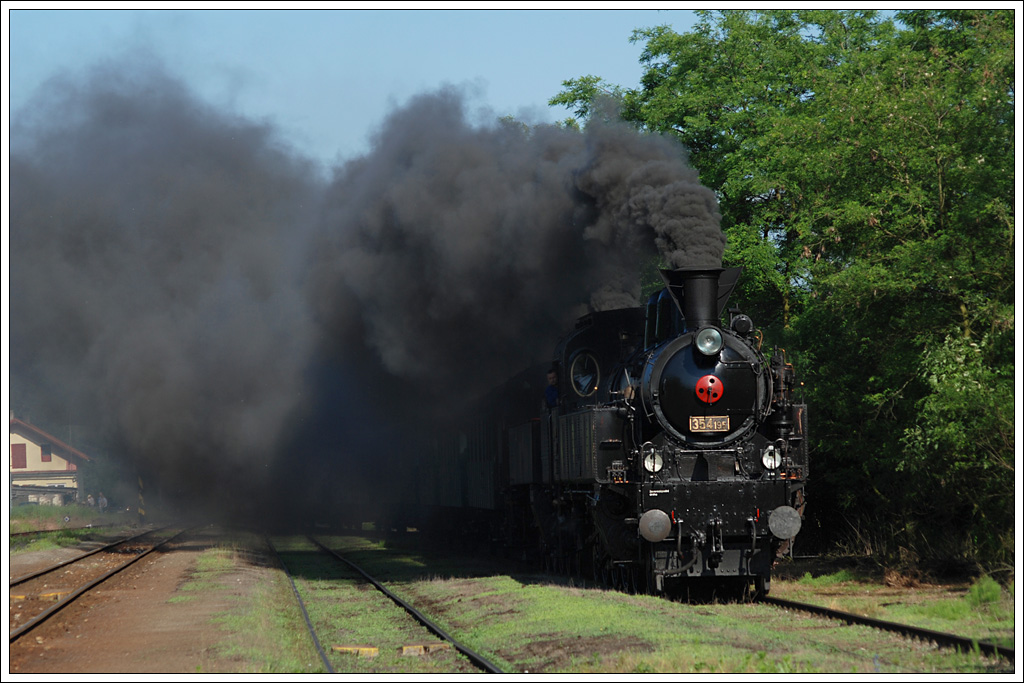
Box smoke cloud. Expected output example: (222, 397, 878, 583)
(9, 62, 724, 518)
(310, 90, 725, 399)
(10, 62, 321, 505)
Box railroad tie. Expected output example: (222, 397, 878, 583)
(10, 591, 71, 601)
(331, 645, 379, 658)
(400, 642, 451, 656)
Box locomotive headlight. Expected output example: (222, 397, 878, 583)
(641, 442, 663, 473)
(762, 445, 781, 470)
(695, 327, 724, 356)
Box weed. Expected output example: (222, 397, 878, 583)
(797, 569, 858, 586)
(965, 576, 1001, 607)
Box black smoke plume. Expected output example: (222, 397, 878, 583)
(310, 90, 725, 400)
(9, 63, 724, 521)
(9, 62, 321, 511)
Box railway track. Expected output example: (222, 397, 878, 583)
(268, 535, 504, 673)
(9, 526, 1008, 673)
(267, 537, 337, 673)
(761, 595, 1014, 663)
(9, 526, 159, 584)
(9, 526, 188, 642)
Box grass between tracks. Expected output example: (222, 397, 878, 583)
(165, 532, 1014, 674)
(211, 570, 324, 672)
(771, 568, 1015, 650)
(168, 548, 237, 603)
(311, 535, 1013, 674)
(171, 533, 325, 673)
(265, 536, 479, 674)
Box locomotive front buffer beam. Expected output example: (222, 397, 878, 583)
(637, 493, 802, 593)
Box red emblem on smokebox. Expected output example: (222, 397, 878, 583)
(696, 375, 723, 404)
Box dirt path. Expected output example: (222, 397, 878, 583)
(9, 528, 273, 674)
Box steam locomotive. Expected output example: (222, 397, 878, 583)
(409, 267, 808, 597)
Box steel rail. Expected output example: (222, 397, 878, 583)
(10, 527, 190, 643)
(265, 537, 336, 674)
(10, 526, 163, 586)
(307, 535, 505, 674)
(761, 595, 1014, 662)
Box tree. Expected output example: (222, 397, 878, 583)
(552, 9, 1015, 572)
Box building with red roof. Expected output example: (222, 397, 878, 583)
(9, 413, 94, 506)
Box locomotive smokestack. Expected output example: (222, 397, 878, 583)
(660, 267, 742, 331)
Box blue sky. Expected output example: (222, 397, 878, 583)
(7, 6, 700, 169)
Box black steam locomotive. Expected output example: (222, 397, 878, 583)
(411, 267, 807, 597)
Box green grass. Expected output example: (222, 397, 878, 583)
(9, 502, 141, 557)
(213, 573, 324, 672)
(270, 538, 474, 674)
(166, 533, 324, 672)
(797, 569, 860, 586)
(9, 503, 108, 533)
(40, 527, 1001, 674)
(268, 537, 1019, 673)
(324, 535, 1013, 674)
(169, 547, 239, 603)
(773, 569, 1015, 653)
(400, 577, 840, 673)
(10, 528, 95, 554)
(903, 577, 1015, 646)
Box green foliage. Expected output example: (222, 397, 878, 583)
(548, 75, 626, 124)
(552, 9, 1015, 572)
(897, 332, 1015, 568)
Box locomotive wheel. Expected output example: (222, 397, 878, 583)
(641, 569, 654, 595)
(755, 574, 771, 598)
(642, 552, 656, 595)
(614, 564, 625, 592)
